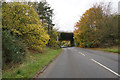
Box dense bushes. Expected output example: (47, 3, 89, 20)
(2, 30, 27, 69)
(22, 24, 49, 51)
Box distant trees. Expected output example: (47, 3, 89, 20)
(74, 3, 118, 48)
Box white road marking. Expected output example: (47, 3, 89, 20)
(79, 52, 85, 56)
(91, 58, 120, 77)
(81, 53, 85, 56)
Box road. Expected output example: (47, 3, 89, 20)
(38, 47, 119, 78)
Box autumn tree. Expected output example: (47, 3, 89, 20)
(74, 5, 103, 47)
(35, 1, 60, 48)
(2, 2, 49, 51)
(74, 3, 118, 48)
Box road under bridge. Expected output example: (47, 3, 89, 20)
(58, 32, 75, 46)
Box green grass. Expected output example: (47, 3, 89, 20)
(103, 49, 120, 53)
(3, 48, 62, 78)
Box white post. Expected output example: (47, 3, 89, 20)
(57, 35, 59, 42)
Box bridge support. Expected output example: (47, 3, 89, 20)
(70, 40, 75, 47)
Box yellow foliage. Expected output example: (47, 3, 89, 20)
(2, 2, 50, 51)
(74, 5, 104, 47)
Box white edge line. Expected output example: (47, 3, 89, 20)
(91, 58, 120, 77)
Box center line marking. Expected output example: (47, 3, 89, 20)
(91, 58, 120, 77)
(79, 52, 85, 56)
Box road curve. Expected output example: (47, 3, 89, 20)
(38, 47, 119, 78)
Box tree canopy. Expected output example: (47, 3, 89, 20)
(2, 2, 50, 51)
(74, 4, 118, 48)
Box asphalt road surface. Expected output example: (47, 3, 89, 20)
(38, 47, 119, 78)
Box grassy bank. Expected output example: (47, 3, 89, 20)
(3, 48, 62, 78)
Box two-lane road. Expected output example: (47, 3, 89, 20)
(38, 47, 119, 78)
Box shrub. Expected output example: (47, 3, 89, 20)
(2, 30, 27, 69)
(49, 38, 60, 49)
(48, 30, 60, 49)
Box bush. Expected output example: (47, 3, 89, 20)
(2, 30, 27, 69)
(48, 30, 60, 49)
(23, 24, 49, 51)
(49, 38, 60, 49)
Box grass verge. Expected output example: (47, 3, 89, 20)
(3, 48, 62, 78)
(102, 46, 119, 53)
(103, 49, 120, 53)
(86, 46, 119, 53)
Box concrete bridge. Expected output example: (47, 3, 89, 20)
(58, 32, 75, 46)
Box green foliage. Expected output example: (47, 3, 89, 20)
(3, 48, 62, 78)
(104, 49, 120, 53)
(17, 69, 22, 74)
(37, 1, 54, 30)
(48, 29, 60, 49)
(31, 1, 54, 31)
(2, 30, 27, 69)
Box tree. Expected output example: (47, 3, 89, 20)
(74, 3, 118, 48)
(31, 1, 54, 32)
(2, 2, 50, 51)
(31, 1, 57, 48)
(74, 5, 103, 47)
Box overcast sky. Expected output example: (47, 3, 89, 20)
(45, 0, 119, 32)
(5, 0, 120, 32)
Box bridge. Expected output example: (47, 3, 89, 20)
(58, 32, 75, 46)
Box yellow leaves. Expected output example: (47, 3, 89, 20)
(74, 5, 104, 47)
(23, 24, 50, 51)
(2, 2, 50, 51)
(12, 29, 22, 36)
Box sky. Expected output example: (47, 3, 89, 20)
(45, 0, 119, 32)
(5, 0, 120, 32)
